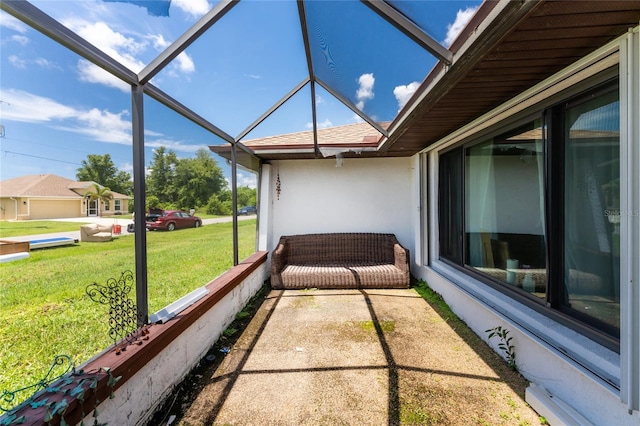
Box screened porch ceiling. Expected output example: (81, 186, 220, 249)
(4, 0, 640, 163)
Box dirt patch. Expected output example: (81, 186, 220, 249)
(147, 283, 545, 426)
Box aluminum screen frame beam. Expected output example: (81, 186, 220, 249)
(316, 78, 389, 138)
(297, 0, 321, 157)
(1, 0, 138, 84)
(139, 0, 239, 85)
(144, 83, 236, 145)
(362, 0, 453, 65)
(131, 85, 149, 326)
(236, 78, 310, 142)
(231, 145, 239, 266)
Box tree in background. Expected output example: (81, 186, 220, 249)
(206, 186, 257, 215)
(147, 147, 227, 211)
(84, 183, 113, 216)
(146, 146, 178, 206)
(76, 154, 132, 195)
(205, 193, 230, 216)
(173, 148, 227, 209)
(236, 186, 257, 208)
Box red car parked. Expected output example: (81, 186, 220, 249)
(145, 210, 202, 231)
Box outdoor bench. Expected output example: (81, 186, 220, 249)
(270, 232, 410, 289)
(80, 223, 113, 242)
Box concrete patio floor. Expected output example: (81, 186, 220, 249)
(166, 288, 542, 426)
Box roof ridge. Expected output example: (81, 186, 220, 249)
(21, 173, 51, 193)
(242, 121, 389, 144)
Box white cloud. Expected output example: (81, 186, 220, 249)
(66, 20, 147, 72)
(176, 52, 195, 74)
(444, 6, 479, 47)
(306, 118, 333, 129)
(317, 118, 333, 129)
(355, 73, 375, 110)
(34, 58, 62, 70)
(0, 11, 28, 33)
(149, 34, 170, 50)
(8, 55, 27, 69)
(393, 81, 420, 111)
(172, 0, 211, 18)
(77, 59, 131, 92)
(0, 89, 77, 122)
(54, 18, 195, 88)
(9, 55, 61, 71)
(144, 129, 164, 138)
(56, 108, 132, 144)
(146, 35, 195, 79)
(246, 74, 262, 80)
(315, 95, 325, 104)
(237, 172, 257, 189)
(121, 162, 134, 174)
(144, 139, 205, 153)
(11, 35, 29, 45)
(0, 88, 205, 153)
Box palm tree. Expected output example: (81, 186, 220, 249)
(85, 183, 113, 217)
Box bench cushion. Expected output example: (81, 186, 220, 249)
(280, 263, 408, 289)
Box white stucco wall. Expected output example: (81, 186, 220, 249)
(266, 157, 414, 253)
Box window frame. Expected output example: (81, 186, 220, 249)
(549, 80, 621, 339)
(435, 76, 621, 351)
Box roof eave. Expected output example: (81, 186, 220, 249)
(379, 0, 539, 153)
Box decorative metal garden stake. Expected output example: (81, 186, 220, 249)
(0, 355, 73, 413)
(86, 270, 148, 354)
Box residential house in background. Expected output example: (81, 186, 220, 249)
(0, 174, 130, 220)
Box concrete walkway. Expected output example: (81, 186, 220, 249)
(174, 288, 541, 426)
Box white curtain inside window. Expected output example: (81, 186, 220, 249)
(465, 144, 497, 267)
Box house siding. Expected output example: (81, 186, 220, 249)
(414, 30, 640, 424)
(29, 199, 82, 220)
(0, 198, 17, 220)
(0, 175, 131, 220)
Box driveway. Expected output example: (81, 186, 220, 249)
(1, 215, 256, 242)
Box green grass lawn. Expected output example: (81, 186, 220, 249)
(0, 214, 228, 238)
(0, 219, 256, 402)
(0, 220, 92, 238)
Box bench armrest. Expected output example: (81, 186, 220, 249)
(271, 241, 288, 275)
(270, 239, 289, 289)
(394, 243, 410, 273)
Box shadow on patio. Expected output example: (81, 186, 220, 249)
(152, 285, 542, 425)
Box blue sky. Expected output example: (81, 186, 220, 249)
(0, 0, 482, 188)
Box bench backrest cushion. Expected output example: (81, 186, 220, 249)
(281, 233, 398, 265)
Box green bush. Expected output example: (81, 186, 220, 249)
(206, 195, 232, 215)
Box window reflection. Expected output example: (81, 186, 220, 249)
(563, 89, 620, 330)
(465, 121, 547, 297)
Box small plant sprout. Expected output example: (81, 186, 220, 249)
(486, 326, 517, 371)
